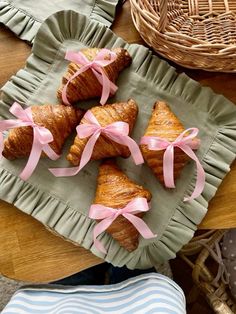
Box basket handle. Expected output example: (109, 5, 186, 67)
(158, 0, 168, 33)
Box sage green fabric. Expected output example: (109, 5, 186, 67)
(0, 0, 119, 43)
(0, 11, 236, 269)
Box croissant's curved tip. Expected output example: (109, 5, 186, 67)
(113, 47, 132, 67)
(153, 100, 170, 112)
(127, 98, 137, 106)
(123, 49, 132, 66)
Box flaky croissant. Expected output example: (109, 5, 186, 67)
(140, 101, 199, 185)
(3, 104, 84, 160)
(94, 159, 152, 252)
(57, 47, 132, 105)
(67, 99, 138, 166)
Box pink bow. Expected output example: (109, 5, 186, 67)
(140, 128, 205, 201)
(50, 110, 144, 177)
(62, 49, 118, 106)
(89, 197, 157, 254)
(0, 102, 60, 181)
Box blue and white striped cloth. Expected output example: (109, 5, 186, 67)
(2, 273, 186, 314)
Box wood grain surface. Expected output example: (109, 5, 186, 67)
(0, 201, 102, 282)
(0, 0, 235, 282)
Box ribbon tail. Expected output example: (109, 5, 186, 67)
(123, 136, 144, 165)
(49, 131, 100, 177)
(49, 165, 81, 177)
(123, 213, 157, 239)
(19, 135, 42, 181)
(181, 145, 205, 202)
(78, 131, 100, 170)
(62, 81, 74, 106)
(62, 65, 90, 105)
(105, 133, 144, 165)
(109, 81, 118, 95)
(94, 69, 111, 105)
(93, 216, 116, 254)
(43, 144, 60, 160)
(23, 143, 60, 178)
(163, 146, 175, 188)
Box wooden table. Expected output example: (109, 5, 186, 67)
(0, 0, 235, 282)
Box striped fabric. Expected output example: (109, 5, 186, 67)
(2, 273, 186, 314)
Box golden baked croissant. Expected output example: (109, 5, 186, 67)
(58, 47, 132, 105)
(3, 104, 84, 160)
(67, 99, 138, 166)
(140, 101, 199, 185)
(94, 159, 152, 252)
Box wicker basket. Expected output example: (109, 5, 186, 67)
(130, 0, 236, 72)
(179, 230, 236, 313)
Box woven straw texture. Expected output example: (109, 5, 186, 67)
(180, 230, 236, 313)
(130, 0, 236, 72)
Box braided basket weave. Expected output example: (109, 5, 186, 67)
(130, 0, 236, 72)
(179, 230, 236, 314)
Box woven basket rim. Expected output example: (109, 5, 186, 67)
(131, 0, 236, 48)
(130, 0, 236, 71)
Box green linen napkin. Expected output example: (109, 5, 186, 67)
(0, 11, 235, 269)
(0, 0, 119, 43)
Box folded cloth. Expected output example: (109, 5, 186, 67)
(2, 273, 186, 314)
(222, 229, 236, 301)
(0, 0, 119, 43)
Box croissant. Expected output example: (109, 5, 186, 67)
(140, 101, 199, 185)
(67, 99, 138, 166)
(57, 47, 132, 105)
(94, 159, 152, 252)
(3, 104, 84, 160)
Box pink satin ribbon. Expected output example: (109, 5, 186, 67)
(140, 128, 205, 201)
(50, 110, 144, 177)
(89, 197, 157, 254)
(0, 102, 60, 181)
(62, 49, 118, 105)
